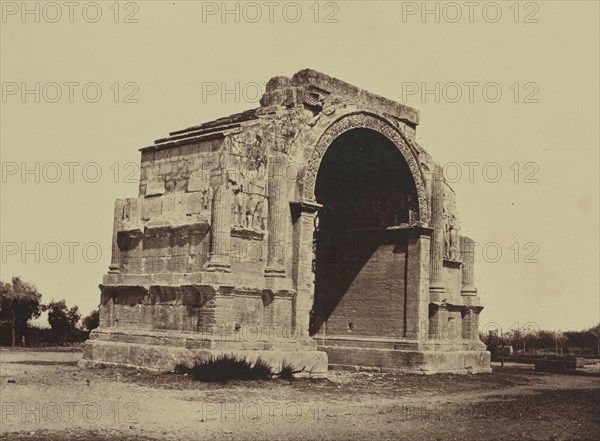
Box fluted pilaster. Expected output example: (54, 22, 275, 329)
(429, 164, 445, 301)
(108, 199, 125, 274)
(460, 236, 477, 295)
(206, 185, 233, 272)
(265, 154, 288, 278)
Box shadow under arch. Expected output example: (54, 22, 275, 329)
(310, 128, 420, 338)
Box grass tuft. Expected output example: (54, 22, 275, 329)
(278, 362, 296, 381)
(174, 354, 273, 383)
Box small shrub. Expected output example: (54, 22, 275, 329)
(174, 363, 191, 375)
(278, 362, 295, 381)
(251, 358, 273, 380)
(174, 355, 273, 383)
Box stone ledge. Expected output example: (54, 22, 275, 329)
(102, 273, 295, 292)
(314, 335, 420, 350)
(80, 339, 328, 378)
(443, 258, 463, 268)
(321, 345, 491, 375)
(329, 363, 492, 375)
(231, 227, 265, 240)
(91, 328, 318, 350)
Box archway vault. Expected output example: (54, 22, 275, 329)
(302, 112, 430, 225)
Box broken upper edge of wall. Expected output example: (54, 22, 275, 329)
(142, 69, 420, 152)
(259, 68, 420, 127)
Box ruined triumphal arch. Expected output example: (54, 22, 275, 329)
(81, 69, 490, 375)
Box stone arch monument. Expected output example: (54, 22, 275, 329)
(81, 69, 491, 375)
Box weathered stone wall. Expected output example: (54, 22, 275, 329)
(87, 69, 490, 375)
(442, 263, 462, 305)
(106, 99, 475, 342)
(100, 283, 295, 339)
(313, 238, 408, 338)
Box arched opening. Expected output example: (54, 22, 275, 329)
(310, 128, 419, 339)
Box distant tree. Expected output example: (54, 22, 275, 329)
(488, 324, 598, 357)
(534, 330, 557, 350)
(554, 331, 568, 355)
(590, 324, 600, 357)
(46, 299, 81, 345)
(503, 329, 522, 350)
(0, 277, 43, 346)
(82, 309, 100, 331)
(565, 323, 600, 357)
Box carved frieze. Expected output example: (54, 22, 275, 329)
(443, 183, 461, 261)
(302, 112, 429, 224)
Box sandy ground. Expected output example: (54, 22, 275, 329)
(0, 349, 598, 441)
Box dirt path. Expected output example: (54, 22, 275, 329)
(1, 350, 598, 440)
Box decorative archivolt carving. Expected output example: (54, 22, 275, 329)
(302, 112, 430, 224)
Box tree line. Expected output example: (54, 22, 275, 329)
(0, 277, 99, 347)
(482, 323, 600, 358)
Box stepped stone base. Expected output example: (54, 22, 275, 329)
(80, 329, 490, 376)
(79, 329, 328, 378)
(317, 337, 491, 374)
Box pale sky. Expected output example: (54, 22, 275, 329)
(1, 1, 598, 333)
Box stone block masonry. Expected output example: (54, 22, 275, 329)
(82, 69, 491, 375)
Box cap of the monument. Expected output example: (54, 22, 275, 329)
(260, 68, 419, 127)
(143, 69, 420, 152)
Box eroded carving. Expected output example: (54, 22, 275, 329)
(443, 184, 461, 260)
(302, 112, 429, 224)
